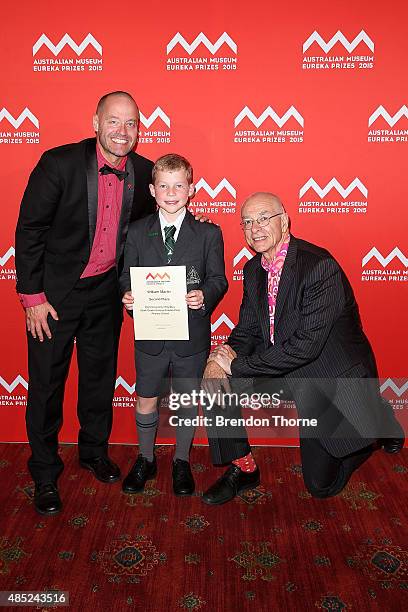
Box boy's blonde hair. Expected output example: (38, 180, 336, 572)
(152, 153, 193, 185)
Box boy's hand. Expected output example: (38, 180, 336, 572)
(186, 289, 204, 309)
(122, 291, 134, 310)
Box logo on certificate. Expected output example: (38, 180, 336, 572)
(146, 272, 171, 282)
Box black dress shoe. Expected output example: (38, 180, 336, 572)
(381, 436, 405, 454)
(34, 482, 62, 515)
(172, 459, 195, 496)
(79, 456, 121, 483)
(122, 454, 157, 494)
(202, 464, 260, 505)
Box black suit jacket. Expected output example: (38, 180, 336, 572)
(119, 210, 228, 357)
(15, 138, 155, 306)
(229, 236, 384, 457)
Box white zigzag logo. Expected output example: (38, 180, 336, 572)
(0, 108, 39, 129)
(211, 314, 235, 333)
(33, 33, 102, 56)
(299, 178, 368, 199)
(115, 376, 135, 395)
(195, 178, 236, 199)
(233, 247, 253, 267)
(380, 378, 408, 397)
(303, 30, 374, 53)
(140, 107, 171, 129)
(167, 32, 237, 55)
(362, 247, 408, 267)
(234, 106, 304, 128)
(0, 375, 28, 393)
(0, 247, 15, 266)
(368, 105, 408, 127)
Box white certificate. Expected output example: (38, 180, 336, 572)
(130, 266, 189, 340)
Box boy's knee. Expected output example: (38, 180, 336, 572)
(137, 397, 158, 414)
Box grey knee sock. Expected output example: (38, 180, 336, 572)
(174, 406, 198, 462)
(136, 411, 159, 462)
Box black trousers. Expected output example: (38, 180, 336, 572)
(206, 376, 373, 495)
(206, 377, 252, 465)
(26, 269, 122, 483)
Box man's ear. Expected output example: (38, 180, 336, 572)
(92, 114, 99, 132)
(281, 213, 289, 234)
(149, 183, 156, 198)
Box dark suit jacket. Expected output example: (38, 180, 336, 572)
(15, 138, 155, 307)
(119, 210, 228, 357)
(229, 236, 384, 457)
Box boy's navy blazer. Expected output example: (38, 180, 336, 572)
(120, 210, 228, 356)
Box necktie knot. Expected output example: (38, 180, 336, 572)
(99, 164, 128, 181)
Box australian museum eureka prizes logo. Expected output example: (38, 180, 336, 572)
(302, 30, 375, 71)
(165, 32, 238, 72)
(361, 248, 408, 283)
(0, 108, 40, 145)
(32, 34, 103, 72)
(233, 106, 304, 144)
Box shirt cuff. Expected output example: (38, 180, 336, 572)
(18, 292, 47, 308)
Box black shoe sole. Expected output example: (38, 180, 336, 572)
(79, 462, 121, 483)
(202, 477, 260, 506)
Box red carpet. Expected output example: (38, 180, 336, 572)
(0, 443, 407, 611)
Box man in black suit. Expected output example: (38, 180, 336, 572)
(202, 191, 404, 505)
(15, 91, 155, 514)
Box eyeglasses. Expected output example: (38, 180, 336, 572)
(240, 212, 283, 230)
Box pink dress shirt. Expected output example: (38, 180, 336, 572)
(19, 146, 127, 308)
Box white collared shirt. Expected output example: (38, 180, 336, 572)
(158, 208, 186, 243)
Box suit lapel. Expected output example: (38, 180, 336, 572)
(85, 140, 98, 252)
(147, 213, 167, 263)
(116, 156, 135, 261)
(274, 236, 297, 327)
(170, 210, 195, 265)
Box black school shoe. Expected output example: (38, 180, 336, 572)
(172, 459, 195, 496)
(122, 454, 157, 493)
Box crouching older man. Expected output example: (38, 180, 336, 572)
(201, 192, 404, 505)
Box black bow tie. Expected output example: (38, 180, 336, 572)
(99, 164, 128, 181)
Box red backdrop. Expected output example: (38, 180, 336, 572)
(1, 0, 407, 443)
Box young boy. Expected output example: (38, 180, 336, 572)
(119, 154, 228, 496)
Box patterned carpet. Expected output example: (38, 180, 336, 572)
(0, 443, 407, 611)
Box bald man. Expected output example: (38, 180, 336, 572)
(15, 91, 156, 514)
(201, 192, 404, 505)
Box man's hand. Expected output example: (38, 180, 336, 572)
(122, 291, 134, 311)
(26, 301, 59, 342)
(213, 344, 237, 360)
(207, 344, 235, 375)
(202, 360, 231, 397)
(186, 289, 204, 310)
(193, 213, 213, 224)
